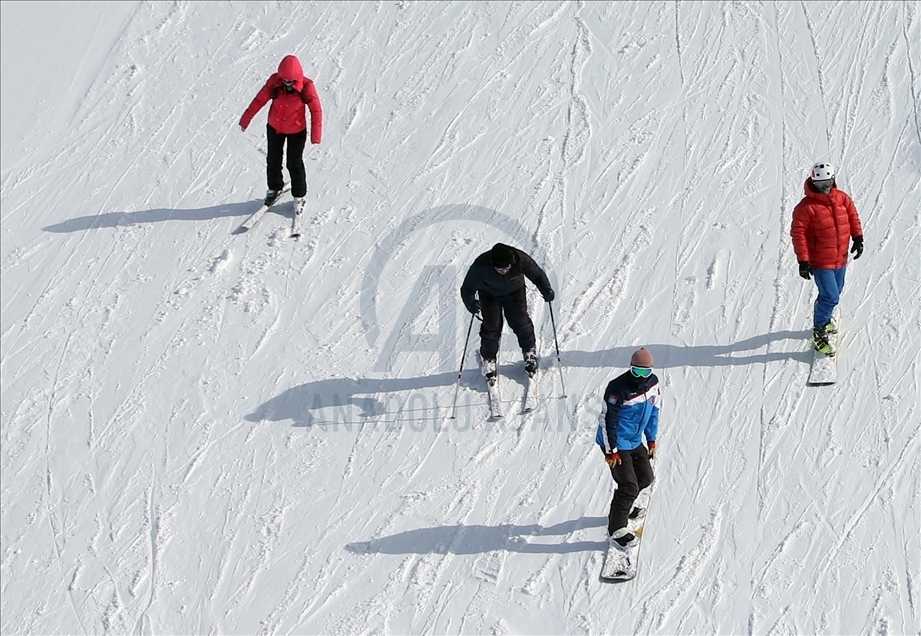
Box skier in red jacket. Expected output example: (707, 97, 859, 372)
(240, 55, 322, 213)
(790, 161, 863, 354)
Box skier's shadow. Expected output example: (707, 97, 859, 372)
(42, 200, 273, 233)
(345, 516, 607, 556)
(244, 369, 505, 427)
(248, 331, 808, 427)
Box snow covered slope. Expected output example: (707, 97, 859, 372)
(2, 2, 919, 634)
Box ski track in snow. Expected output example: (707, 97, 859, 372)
(1, 2, 919, 634)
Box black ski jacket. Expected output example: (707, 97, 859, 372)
(460, 245, 553, 313)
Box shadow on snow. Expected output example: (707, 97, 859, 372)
(41, 199, 287, 233)
(247, 331, 809, 426)
(345, 517, 608, 555)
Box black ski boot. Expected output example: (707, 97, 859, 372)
(264, 189, 282, 206)
(523, 349, 538, 377)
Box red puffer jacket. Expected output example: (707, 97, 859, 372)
(240, 55, 322, 141)
(790, 179, 862, 270)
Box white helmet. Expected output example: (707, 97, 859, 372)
(811, 161, 836, 181)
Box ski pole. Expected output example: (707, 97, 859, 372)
(548, 302, 567, 398)
(449, 312, 478, 419)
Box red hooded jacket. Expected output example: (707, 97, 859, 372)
(240, 55, 322, 141)
(790, 179, 862, 270)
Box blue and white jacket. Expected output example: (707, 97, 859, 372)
(595, 371, 660, 454)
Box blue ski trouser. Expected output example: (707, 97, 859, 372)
(813, 266, 846, 328)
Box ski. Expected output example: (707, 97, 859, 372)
(521, 369, 539, 413)
(235, 188, 291, 233)
(807, 306, 840, 386)
(479, 353, 504, 419)
(486, 374, 504, 420)
(290, 197, 306, 239)
(520, 349, 539, 413)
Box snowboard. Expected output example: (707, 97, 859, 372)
(807, 306, 840, 386)
(600, 488, 652, 583)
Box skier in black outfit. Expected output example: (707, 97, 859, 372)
(460, 243, 554, 377)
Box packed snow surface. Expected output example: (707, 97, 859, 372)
(2, 2, 919, 634)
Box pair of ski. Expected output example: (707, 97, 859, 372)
(235, 188, 305, 238)
(478, 353, 539, 419)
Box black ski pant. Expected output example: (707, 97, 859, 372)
(478, 286, 536, 360)
(607, 446, 654, 535)
(266, 124, 308, 198)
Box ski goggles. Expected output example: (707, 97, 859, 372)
(631, 366, 653, 378)
(812, 178, 834, 191)
(494, 265, 512, 274)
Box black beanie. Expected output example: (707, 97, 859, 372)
(489, 244, 516, 267)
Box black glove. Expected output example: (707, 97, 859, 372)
(465, 299, 480, 315)
(542, 288, 555, 302)
(798, 261, 813, 280)
(851, 236, 864, 260)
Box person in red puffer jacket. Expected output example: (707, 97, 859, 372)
(240, 55, 322, 213)
(790, 161, 863, 354)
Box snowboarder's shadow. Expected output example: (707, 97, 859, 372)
(248, 330, 809, 427)
(42, 200, 263, 233)
(345, 516, 607, 556)
(565, 330, 811, 369)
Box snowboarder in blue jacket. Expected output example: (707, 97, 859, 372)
(596, 347, 660, 549)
